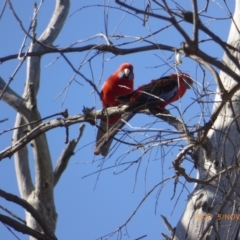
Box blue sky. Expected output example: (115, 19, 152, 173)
(0, 1, 235, 239)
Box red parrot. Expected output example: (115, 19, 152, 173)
(94, 63, 134, 156)
(116, 73, 193, 112)
(95, 72, 193, 156)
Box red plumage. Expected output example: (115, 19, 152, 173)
(116, 73, 193, 112)
(94, 63, 134, 156)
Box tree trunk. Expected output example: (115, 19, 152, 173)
(174, 1, 240, 239)
(13, 1, 70, 239)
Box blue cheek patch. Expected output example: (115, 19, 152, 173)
(118, 71, 124, 78)
(118, 71, 133, 80)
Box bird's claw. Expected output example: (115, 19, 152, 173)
(82, 106, 95, 114)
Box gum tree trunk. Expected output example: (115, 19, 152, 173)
(174, 1, 240, 239)
(13, 1, 70, 239)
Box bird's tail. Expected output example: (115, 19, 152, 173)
(94, 121, 113, 156)
(94, 113, 135, 156)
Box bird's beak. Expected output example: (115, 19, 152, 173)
(123, 68, 131, 77)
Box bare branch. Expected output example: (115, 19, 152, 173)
(151, 108, 195, 144)
(2, 76, 240, 163)
(13, 0, 70, 234)
(0, 43, 177, 63)
(13, 116, 33, 199)
(7, 0, 34, 40)
(115, 0, 170, 22)
(54, 124, 85, 186)
(161, 215, 175, 237)
(1, 106, 126, 160)
(186, 54, 226, 93)
(191, 0, 199, 45)
(0, 76, 30, 119)
(98, 177, 175, 239)
(0, 118, 8, 123)
(113, 1, 240, 84)
(161, 0, 192, 43)
(0, 0, 7, 20)
(0, 205, 25, 224)
(38, 0, 70, 44)
(0, 111, 66, 137)
(0, 213, 53, 240)
(179, 10, 240, 71)
(182, 45, 240, 84)
(0, 189, 56, 239)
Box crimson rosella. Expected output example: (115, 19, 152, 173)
(116, 73, 193, 112)
(95, 72, 193, 155)
(94, 63, 134, 156)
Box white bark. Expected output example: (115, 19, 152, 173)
(12, 0, 70, 238)
(174, 1, 240, 239)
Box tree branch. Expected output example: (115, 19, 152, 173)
(0, 213, 54, 240)
(0, 76, 30, 119)
(13, 117, 34, 199)
(115, 0, 240, 84)
(12, 0, 70, 235)
(0, 189, 56, 239)
(191, 0, 199, 45)
(0, 106, 126, 160)
(151, 108, 195, 144)
(0, 43, 177, 63)
(38, 0, 70, 44)
(182, 44, 240, 84)
(54, 124, 85, 186)
(2, 77, 240, 163)
(116, 0, 170, 21)
(178, 10, 240, 71)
